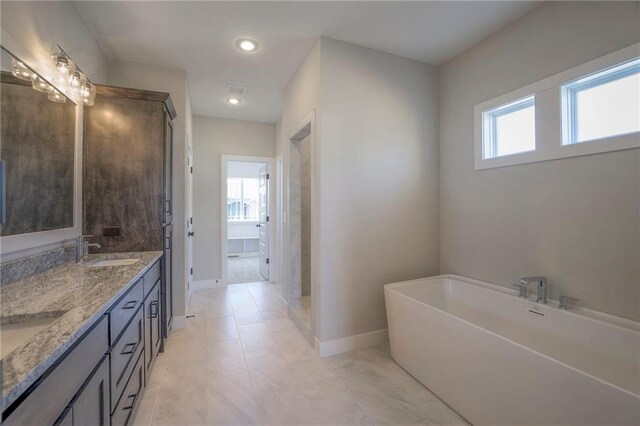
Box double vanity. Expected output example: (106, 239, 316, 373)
(0, 41, 176, 426)
(1, 252, 163, 425)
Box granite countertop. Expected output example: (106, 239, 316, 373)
(0, 251, 163, 410)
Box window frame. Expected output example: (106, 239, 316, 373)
(482, 95, 536, 159)
(474, 42, 640, 171)
(561, 57, 640, 145)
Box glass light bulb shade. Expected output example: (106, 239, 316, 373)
(32, 77, 54, 94)
(80, 82, 96, 106)
(227, 97, 241, 105)
(12, 59, 36, 81)
(68, 70, 86, 88)
(52, 53, 75, 75)
(48, 90, 67, 103)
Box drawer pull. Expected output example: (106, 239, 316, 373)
(122, 300, 138, 310)
(120, 342, 138, 355)
(150, 301, 159, 318)
(123, 393, 138, 410)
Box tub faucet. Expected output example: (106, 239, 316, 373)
(518, 276, 548, 304)
(76, 234, 101, 263)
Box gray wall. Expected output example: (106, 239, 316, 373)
(192, 116, 276, 282)
(439, 1, 640, 321)
(319, 38, 440, 340)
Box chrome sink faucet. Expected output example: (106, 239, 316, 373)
(517, 276, 548, 304)
(76, 234, 102, 263)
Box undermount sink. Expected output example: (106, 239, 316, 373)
(87, 258, 139, 267)
(1, 317, 60, 358)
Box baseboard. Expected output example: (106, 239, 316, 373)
(315, 328, 389, 357)
(172, 315, 187, 329)
(191, 278, 227, 290)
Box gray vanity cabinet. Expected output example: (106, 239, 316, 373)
(70, 356, 110, 426)
(144, 278, 162, 383)
(2, 260, 164, 426)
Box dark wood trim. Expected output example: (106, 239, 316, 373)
(95, 84, 177, 120)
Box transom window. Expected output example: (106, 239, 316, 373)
(227, 178, 259, 222)
(482, 96, 535, 159)
(562, 58, 640, 145)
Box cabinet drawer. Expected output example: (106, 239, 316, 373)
(111, 352, 144, 426)
(110, 278, 143, 344)
(110, 307, 144, 412)
(143, 260, 161, 297)
(2, 316, 108, 426)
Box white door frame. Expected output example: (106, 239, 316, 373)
(285, 110, 320, 344)
(221, 155, 276, 284)
(275, 153, 284, 290)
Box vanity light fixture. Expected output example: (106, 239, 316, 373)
(227, 97, 242, 105)
(32, 77, 55, 94)
(11, 59, 36, 81)
(49, 46, 96, 106)
(48, 89, 67, 104)
(235, 38, 259, 52)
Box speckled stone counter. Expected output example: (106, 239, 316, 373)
(0, 251, 162, 410)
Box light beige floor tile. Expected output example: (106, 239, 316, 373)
(206, 373, 260, 425)
(234, 307, 264, 325)
(207, 353, 248, 378)
(151, 411, 206, 426)
(259, 309, 287, 320)
(238, 322, 276, 352)
(206, 316, 239, 342)
(264, 317, 297, 333)
(207, 338, 244, 358)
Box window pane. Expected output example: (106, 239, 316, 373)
(575, 72, 640, 142)
(243, 179, 259, 221)
(495, 105, 536, 157)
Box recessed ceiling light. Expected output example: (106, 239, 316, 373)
(227, 97, 241, 105)
(236, 38, 259, 52)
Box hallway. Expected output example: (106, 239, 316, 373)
(133, 282, 467, 425)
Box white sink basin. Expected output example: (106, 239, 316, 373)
(1, 318, 58, 358)
(88, 258, 139, 267)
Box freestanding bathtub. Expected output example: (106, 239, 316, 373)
(384, 275, 640, 425)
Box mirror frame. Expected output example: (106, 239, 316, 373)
(0, 41, 82, 259)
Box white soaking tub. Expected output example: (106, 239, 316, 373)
(384, 275, 640, 426)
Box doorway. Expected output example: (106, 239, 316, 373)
(221, 156, 275, 284)
(286, 110, 317, 344)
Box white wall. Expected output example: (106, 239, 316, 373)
(318, 38, 440, 341)
(107, 59, 191, 320)
(439, 1, 640, 321)
(192, 116, 276, 282)
(228, 161, 264, 179)
(276, 40, 321, 309)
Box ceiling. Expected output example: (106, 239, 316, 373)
(72, 1, 540, 123)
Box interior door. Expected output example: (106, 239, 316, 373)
(258, 165, 269, 281)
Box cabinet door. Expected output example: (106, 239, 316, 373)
(163, 111, 173, 224)
(163, 229, 173, 337)
(73, 356, 109, 426)
(151, 281, 162, 358)
(144, 295, 153, 380)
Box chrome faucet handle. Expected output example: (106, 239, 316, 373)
(513, 282, 528, 298)
(559, 296, 579, 310)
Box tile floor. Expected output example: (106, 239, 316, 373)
(227, 256, 264, 284)
(133, 281, 468, 426)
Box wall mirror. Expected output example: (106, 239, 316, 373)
(0, 46, 77, 240)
